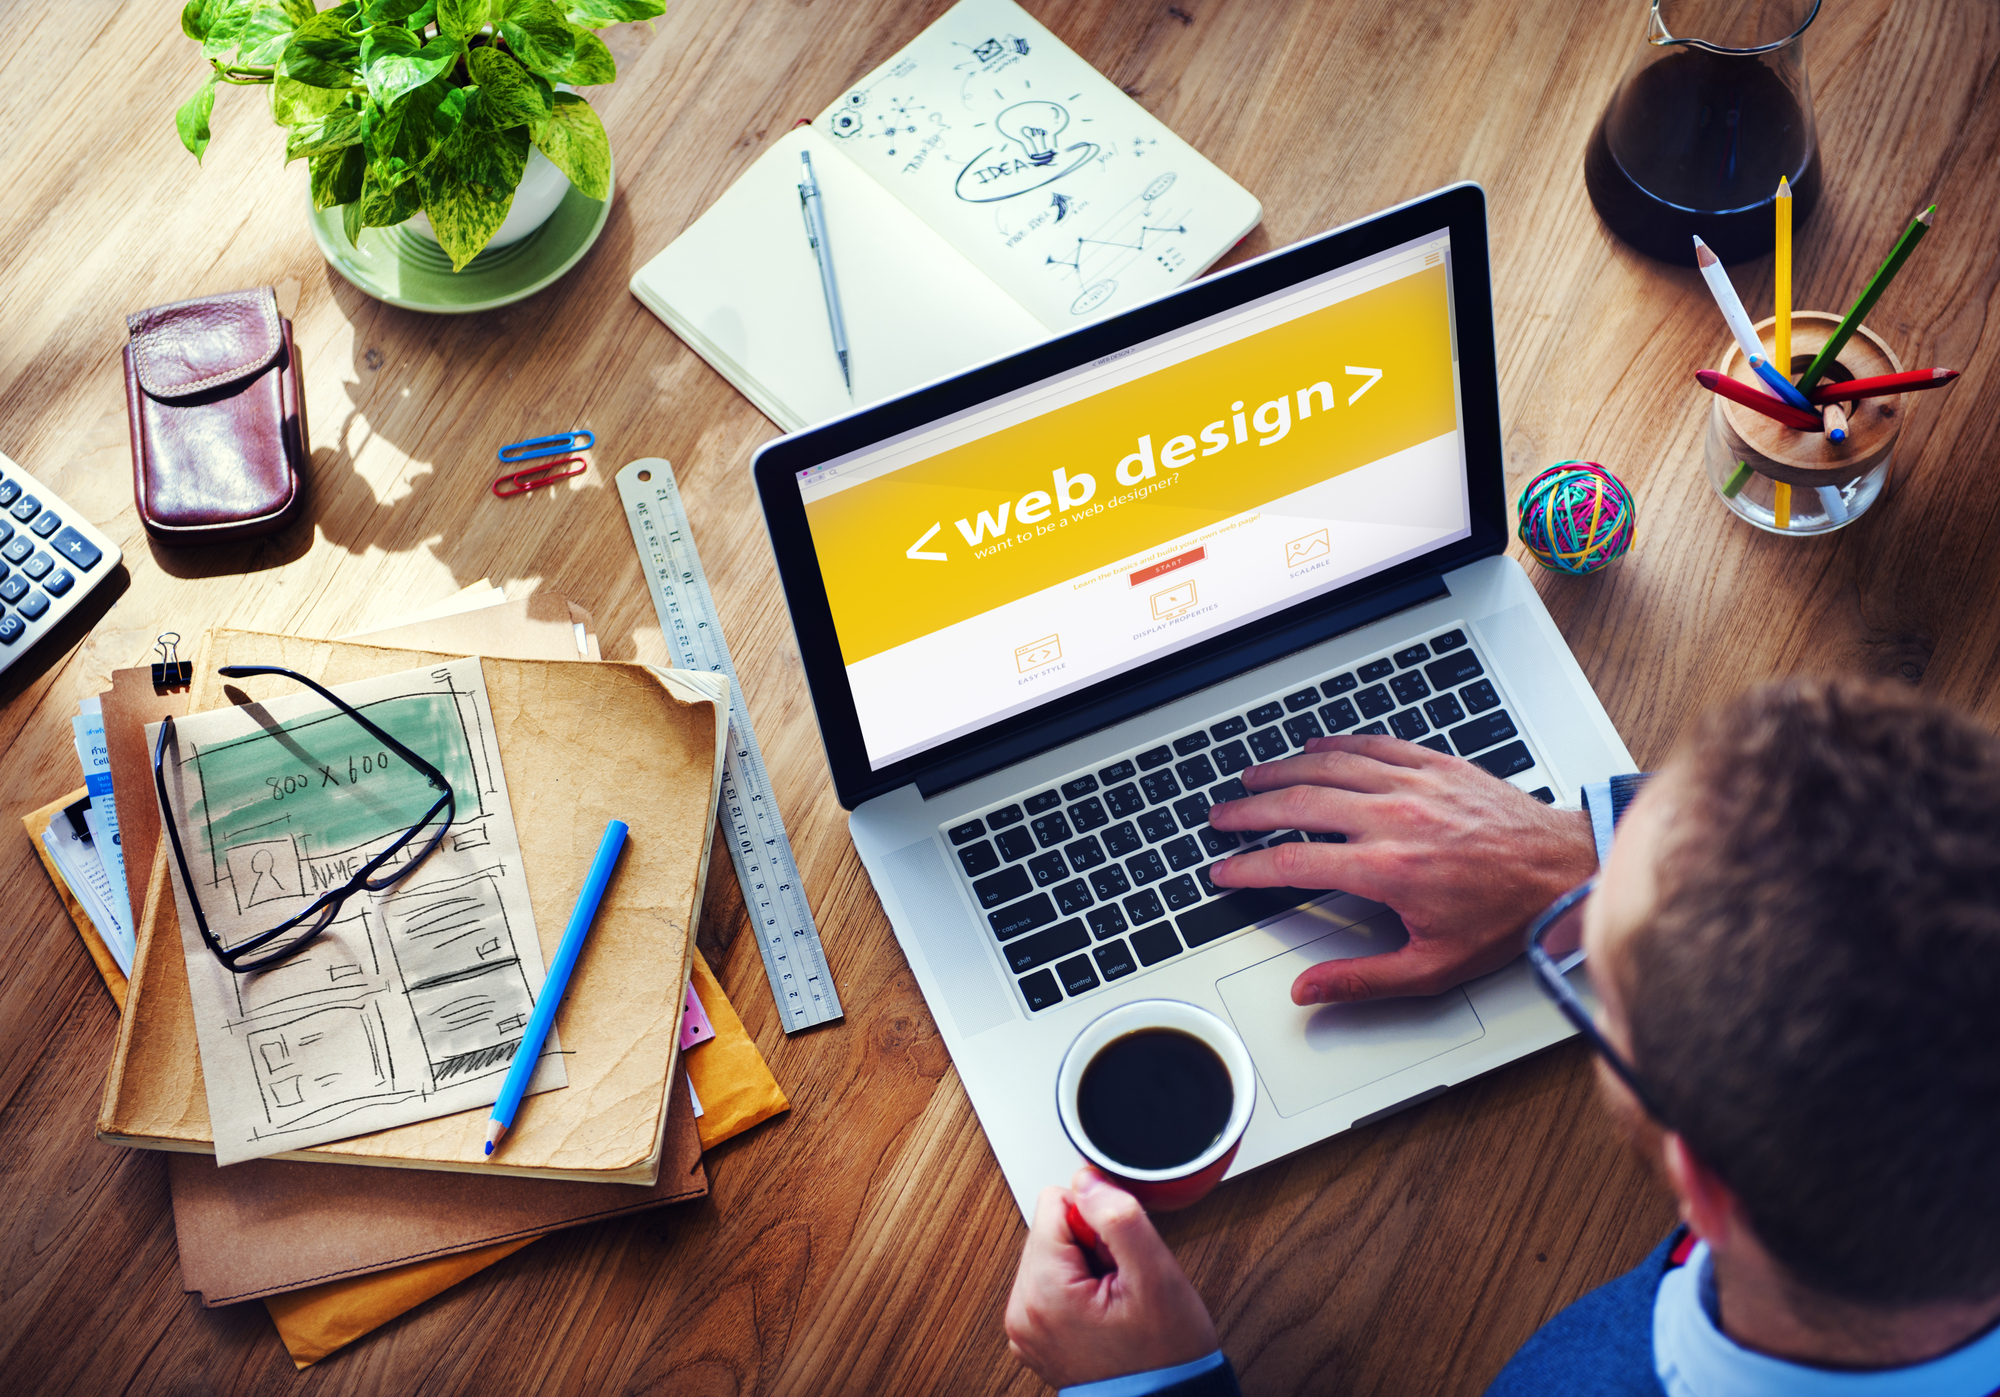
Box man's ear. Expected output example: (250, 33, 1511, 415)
(1662, 1132, 1743, 1251)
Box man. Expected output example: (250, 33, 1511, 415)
(1004, 679, 2000, 1395)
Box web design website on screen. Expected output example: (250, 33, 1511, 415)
(799, 232, 1471, 769)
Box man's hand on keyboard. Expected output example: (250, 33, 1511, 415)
(1205, 734, 1596, 1005)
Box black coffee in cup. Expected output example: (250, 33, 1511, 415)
(1077, 1027, 1233, 1171)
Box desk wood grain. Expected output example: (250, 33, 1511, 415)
(3, 1, 1995, 1392)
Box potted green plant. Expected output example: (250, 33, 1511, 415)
(174, 1, 664, 271)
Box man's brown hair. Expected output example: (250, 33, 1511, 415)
(1627, 678, 2000, 1306)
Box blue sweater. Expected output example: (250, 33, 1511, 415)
(1483, 1229, 1685, 1395)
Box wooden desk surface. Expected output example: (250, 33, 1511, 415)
(3, 1, 1994, 1391)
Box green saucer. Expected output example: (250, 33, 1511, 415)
(308, 165, 612, 314)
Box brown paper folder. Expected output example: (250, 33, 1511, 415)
(97, 630, 727, 1183)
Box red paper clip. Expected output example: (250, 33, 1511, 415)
(492, 457, 586, 498)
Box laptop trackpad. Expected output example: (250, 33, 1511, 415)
(1216, 911, 1486, 1119)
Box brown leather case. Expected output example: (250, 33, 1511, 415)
(123, 286, 307, 543)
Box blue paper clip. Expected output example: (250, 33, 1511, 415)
(498, 430, 594, 463)
(492, 458, 587, 498)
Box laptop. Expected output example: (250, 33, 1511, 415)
(752, 183, 1634, 1219)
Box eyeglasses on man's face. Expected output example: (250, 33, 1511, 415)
(1523, 877, 1675, 1127)
(152, 665, 455, 974)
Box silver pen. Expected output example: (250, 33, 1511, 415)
(798, 151, 852, 395)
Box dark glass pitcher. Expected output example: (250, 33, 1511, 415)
(1585, 0, 1822, 264)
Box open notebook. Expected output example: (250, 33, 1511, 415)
(631, 0, 1262, 432)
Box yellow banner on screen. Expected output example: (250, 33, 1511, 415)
(808, 263, 1456, 665)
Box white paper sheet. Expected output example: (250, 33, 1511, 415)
(148, 658, 561, 1165)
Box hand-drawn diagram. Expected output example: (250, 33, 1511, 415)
(153, 658, 559, 1165)
(952, 100, 1101, 202)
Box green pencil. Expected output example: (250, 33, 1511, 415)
(1795, 206, 1936, 393)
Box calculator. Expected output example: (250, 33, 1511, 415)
(0, 449, 121, 676)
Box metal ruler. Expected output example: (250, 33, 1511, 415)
(615, 458, 842, 1032)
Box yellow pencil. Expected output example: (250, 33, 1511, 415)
(1774, 481, 1792, 530)
(1775, 177, 1793, 376)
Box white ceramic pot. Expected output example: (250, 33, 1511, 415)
(406, 143, 572, 253)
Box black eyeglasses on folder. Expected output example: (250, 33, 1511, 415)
(152, 665, 456, 974)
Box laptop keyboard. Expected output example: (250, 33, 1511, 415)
(941, 625, 1556, 1016)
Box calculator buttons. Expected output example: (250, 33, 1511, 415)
(51, 527, 102, 571)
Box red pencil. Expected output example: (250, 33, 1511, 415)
(1694, 370, 1824, 431)
(1807, 368, 1959, 405)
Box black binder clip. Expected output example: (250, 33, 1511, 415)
(152, 632, 192, 690)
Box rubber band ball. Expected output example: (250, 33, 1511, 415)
(1516, 461, 1635, 575)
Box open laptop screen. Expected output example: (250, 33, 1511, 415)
(794, 228, 1469, 770)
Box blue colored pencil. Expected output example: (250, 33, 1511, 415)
(485, 819, 629, 1156)
(1748, 355, 1815, 413)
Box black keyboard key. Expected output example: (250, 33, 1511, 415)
(1431, 629, 1466, 652)
(1089, 867, 1131, 902)
(1425, 651, 1485, 690)
(1208, 778, 1249, 804)
(1177, 885, 1326, 947)
(1062, 775, 1099, 800)
(29, 511, 59, 539)
(1247, 701, 1285, 726)
(996, 827, 1036, 861)
(1031, 811, 1073, 847)
(990, 893, 1057, 940)
(1172, 793, 1210, 830)
(1471, 740, 1535, 779)
(1284, 686, 1321, 712)
(1461, 679, 1501, 714)
(1130, 922, 1182, 965)
(948, 819, 985, 845)
(1389, 671, 1430, 705)
(1355, 685, 1395, 719)
(1323, 672, 1358, 694)
(1449, 710, 1519, 756)
(1247, 727, 1288, 762)
(989, 803, 1025, 828)
(53, 527, 102, 572)
(1137, 745, 1173, 770)
(41, 567, 72, 597)
(1307, 831, 1348, 843)
(957, 840, 1000, 877)
(1124, 888, 1167, 924)
(1394, 643, 1431, 668)
(1068, 796, 1109, 832)
(1419, 735, 1452, 754)
(1020, 969, 1062, 1011)
(1139, 770, 1181, 804)
(1212, 739, 1253, 774)
(1028, 851, 1068, 885)
(1063, 835, 1106, 871)
(1160, 874, 1202, 910)
(1423, 694, 1465, 727)
(1161, 835, 1202, 871)
(1006, 919, 1090, 973)
(16, 590, 47, 621)
(1104, 782, 1145, 818)
(1175, 754, 1217, 789)
(1319, 698, 1359, 732)
(0, 574, 26, 603)
(21, 552, 51, 580)
(1103, 821, 1143, 857)
(1355, 721, 1388, 736)
(2, 535, 30, 564)
(1283, 713, 1325, 747)
(1093, 939, 1137, 981)
(972, 865, 1033, 908)
(1026, 789, 1062, 814)
(1056, 954, 1100, 996)
(1099, 760, 1138, 788)
(1126, 849, 1168, 885)
(1388, 709, 1429, 741)
(1193, 864, 1221, 897)
(1358, 658, 1395, 682)
(1209, 715, 1247, 740)
(1053, 879, 1095, 916)
(1529, 786, 1556, 804)
(1269, 830, 1305, 845)
(1198, 826, 1240, 856)
(8, 494, 38, 522)
(1137, 808, 1179, 843)
(1087, 904, 1129, 940)
(0, 614, 21, 645)
(1172, 732, 1210, 755)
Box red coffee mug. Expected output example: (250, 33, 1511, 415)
(1055, 1000, 1257, 1212)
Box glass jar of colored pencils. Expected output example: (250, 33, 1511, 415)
(1704, 311, 1903, 534)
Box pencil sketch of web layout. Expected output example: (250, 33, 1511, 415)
(153, 657, 562, 1165)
